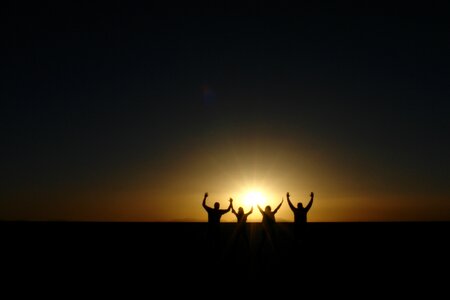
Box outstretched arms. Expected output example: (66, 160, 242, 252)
(305, 192, 314, 212)
(286, 192, 296, 211)
(273, 198, 284, 214)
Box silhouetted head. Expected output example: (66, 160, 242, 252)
(214, 202, 220, 209)
(297, 202, 304, 209)
(265, 205, 272, 213)
(238, 207, 244, 214)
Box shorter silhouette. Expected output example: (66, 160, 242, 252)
(287, 192, 314, 242)
(202, 192, 232, 251)
(257, 199, 283, 253)
(230, 199, 253, 250)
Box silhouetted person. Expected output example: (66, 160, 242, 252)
(257, 199, 283, 253)
(202, 192, 232, 251)
(230, 199, 253, 250)
(287, 192, 314, 242)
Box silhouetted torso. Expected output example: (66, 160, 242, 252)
(293, 208, 308, 224)
(202, 194, 231, 250)
(234, 211, 251, 223)
(287, 193, 314, 241)
(204, 207, 230, 242)
(231, 206, 253, 249)
(261, 211, 276, 229)
(205, 207, 228, 225)
(257, 201, 283, 253)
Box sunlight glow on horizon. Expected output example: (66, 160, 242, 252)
(242, 190, 266, 208)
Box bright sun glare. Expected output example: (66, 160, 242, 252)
(243, 191, 266, 208)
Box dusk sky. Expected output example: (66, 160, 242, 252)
(2, 7, 450, 222)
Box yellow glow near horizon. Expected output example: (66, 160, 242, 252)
(243, 190, 266, 208)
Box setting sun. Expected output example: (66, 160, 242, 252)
(243, 190, 266, 208)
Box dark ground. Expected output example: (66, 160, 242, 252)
(2, 221, 449, 294)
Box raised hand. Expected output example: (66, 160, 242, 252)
(310, 192, 314, 198)
(204, 192, 208, 198)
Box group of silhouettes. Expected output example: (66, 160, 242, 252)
(202, 191, 314, 252)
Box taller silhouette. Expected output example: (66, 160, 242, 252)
(287, 192, 314, 242)
(230, 199, 253, 250)
(257, 199, 283, 253)
(202, 192, 232, 250)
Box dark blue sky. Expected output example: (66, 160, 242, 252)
(1, 7, 450, 221)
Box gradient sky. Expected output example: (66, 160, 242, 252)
(2, 8, 450, 221)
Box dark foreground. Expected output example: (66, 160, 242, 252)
(2, 221, 449, 292)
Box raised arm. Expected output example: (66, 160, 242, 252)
(227, 198, 233, 212)
(287, 192, 296, 211)
(273, 198, 284, 214)
(220, 198, 233, 214)
(202, 192, 209, 210)
(245, 206, 254, 216)
(257, 205, 264, 214)
(305, 192, 314, 212)
(230, 199, 238, 216)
